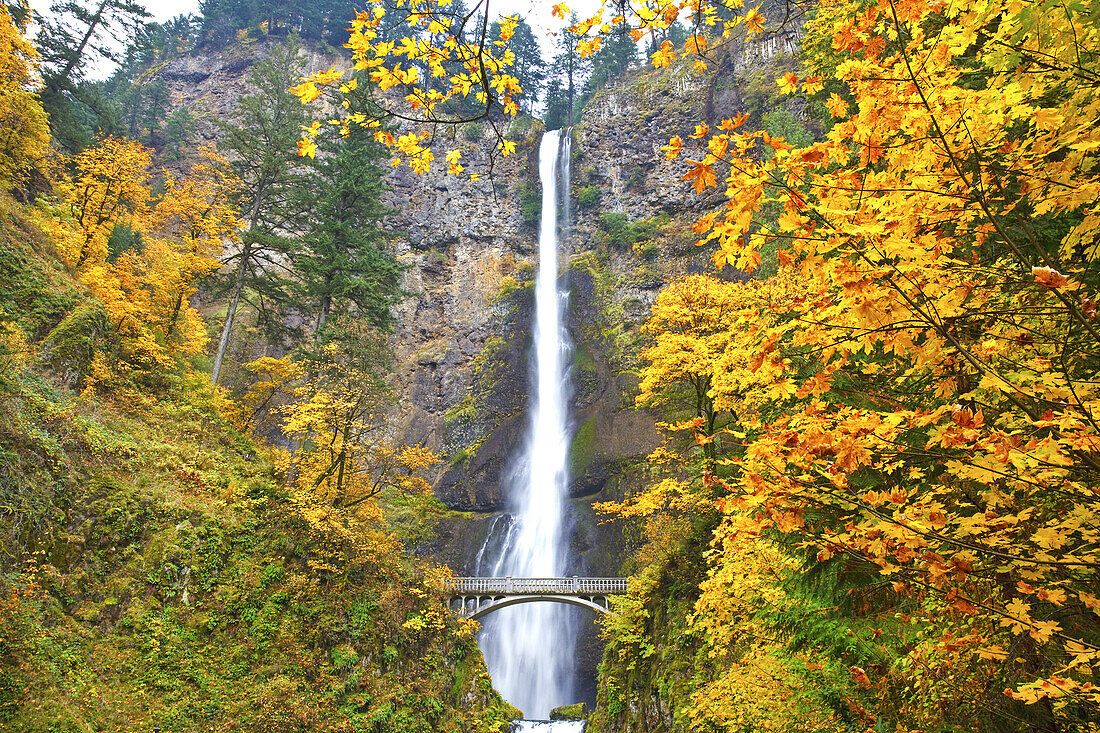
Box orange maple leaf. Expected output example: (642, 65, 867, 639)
(778, 72, 799, 95)
(1033, 266, 1068, 288)
(682, 161, 718, 193)
(718, 113, 750, 131)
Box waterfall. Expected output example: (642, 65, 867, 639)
(475, 129, 575, 719)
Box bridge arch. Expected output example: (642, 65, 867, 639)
(459, 594, 610, 620)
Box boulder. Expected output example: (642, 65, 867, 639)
(549, 702, 588, 720)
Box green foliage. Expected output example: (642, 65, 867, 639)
(197, 0, 357, 48)
(599, 212, 665, 251)
(489, 275, 529, 304)
(444, 394, 479, 429)
(105, 221, 143, 262)
(518, 181, 541, 225)
(543, 12, 588, 129)
(489, 18, 545, 114)
(163, 106, 196, 160)
(0, 210, 78, 340)
(738, 52, 801, 124)
(576, 184, 601, 209)
(39, 302, 114, 386)
(567, 417, 597, 477)
(211, 36, 310, 383)
(35, 0, 151, 152)
(293, 79, 404, 336)
(0, 353, 513, 731)
(462, 122, 483, 141)
(588, 513, 711, 733)
(762, 109, 813, 150)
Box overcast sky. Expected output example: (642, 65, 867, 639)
(28, 0, 606, 78)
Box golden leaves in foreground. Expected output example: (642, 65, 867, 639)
(598, 0, 1100, 723)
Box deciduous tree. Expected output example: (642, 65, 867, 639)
(0, 2, 50, 192)
(586, 0, 1100, 727)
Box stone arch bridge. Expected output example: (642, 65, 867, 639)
(445, 577, 628, 620)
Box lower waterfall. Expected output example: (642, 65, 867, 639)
(474, 129, 576, 720)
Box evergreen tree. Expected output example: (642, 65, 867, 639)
(542, 77, 569, 130)
(294, 85, 404, 337)
(197, 0, 357, 48)
(577, 5, 638, 112)
(543, 13, 588, 128)
(490, 16, 544, 114)
(163, 105, 195, 160)
(210, 37, 308, 385)
(35, 0, 150, 151)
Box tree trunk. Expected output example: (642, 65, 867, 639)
(211, 241, 251, 385)
(50, 1, 108, 92)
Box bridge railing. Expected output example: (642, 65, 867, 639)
(446, 577, 628, 595)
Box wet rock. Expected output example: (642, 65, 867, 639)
(550, 702, 588, 720)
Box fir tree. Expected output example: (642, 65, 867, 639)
(543, 13, 588, 128)
(35, 0, 150, 151)
(210, 37, 308, 385)
(490, 16, 544, 114)
(294, 86, 403, 337)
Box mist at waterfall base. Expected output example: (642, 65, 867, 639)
(473, 129, 581, 722)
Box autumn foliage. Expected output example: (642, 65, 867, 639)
(0, 4, 49, 191)
(587, 0, 1100, 728)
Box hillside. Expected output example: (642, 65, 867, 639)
(0, 194, 517, 730)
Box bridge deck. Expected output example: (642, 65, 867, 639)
(446, 577, 628, 595)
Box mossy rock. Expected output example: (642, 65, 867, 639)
(568, 418, 597, 479)
(550, 702, 588, 720)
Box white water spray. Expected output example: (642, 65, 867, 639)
(476, 129, 575, 719)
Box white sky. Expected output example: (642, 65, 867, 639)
(29, 0, 607, 78)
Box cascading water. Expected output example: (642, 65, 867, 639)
(475, 129, 576, 720)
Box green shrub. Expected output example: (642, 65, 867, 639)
(462, 122, 483, 141)
(599, 212, 657, 250)
(762, 109, 813, 150)
(633, 239, 657, 260)
(518, 181, 541, 224)
(106, 223, 143, 263)
(490, 275, 527, 303)
(625, 165, 646, 190)
(39, 302, 114, 387)
(577, 185, 601, 209)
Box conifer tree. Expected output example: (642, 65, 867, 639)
(294, 85, 403, 337)
(544, 13, 588, 128)
(490, 16, 544, 114)
(35, 0, 150, 151)
(210, 37, 308, 385)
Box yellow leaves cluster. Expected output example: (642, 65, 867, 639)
(294, 0, 525, 178)
(0, 5, 48, 190)
(56, 140, 240, 387)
